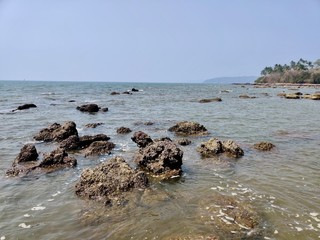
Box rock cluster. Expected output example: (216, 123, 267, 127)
(197, 138, 244, 158)
(34, 121, 78, 142)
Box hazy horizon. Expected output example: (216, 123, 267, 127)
(0, 1, 319, 83)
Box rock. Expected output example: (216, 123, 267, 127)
(101, 107, 108, 112)
(176, 138, 191, 146)
(222, 140, 244, 158)
(285, 93, 300, 99)
(79, 134, 110, 148)
(83, 141, 115, 157)
(197, 138, 223, 157)
(117, 127, 132, 134)
(39, 148, 77, 169)
(131, 88, 139, 92)
(68, 100, 76, 102)
(110, 91, 120, 95)
(168, 121, 208, 136)
(76, 104, 100, 112)
(122, 91, 132, 95)
(34, 121, 78, 142)
(277, 92, 286, 97)
(131, 131, 153, 148)
(198, 194, 262, 239)
(59, 135, 80, 150)
(304, 93, 320, 100)
(75, 156, 148, 205)
(13, 144, 38, 165)
(84, 123, 104, 128)
(253, 142, 275, 151)
(239, 94, 255, 99)
(199, 98, 222, 103)
(134, 139, 183, 178)
(15, 103, 37, 111)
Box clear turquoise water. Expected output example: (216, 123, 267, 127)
(0, 81, 319, 239)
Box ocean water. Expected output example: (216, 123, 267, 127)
(0, 81, 319, 239)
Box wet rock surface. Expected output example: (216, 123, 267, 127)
(168, 121, 208, 136)
(39, 148, 77, 169)
(131, 131, 153, 148)
(133, 136, 183, 178)
(34, 121, 78, 142)
(116, 127, 132, 134)
(199, 98, 222, 103)
(13, 144, 38, 165)
(83, 141, 115, 157)
(197, 138, 244, 158)
(176, 138, 192, 146)
(253, 142, 275, 151)
(75, 156, 148, 205)
(13, 103, 37, 111)
(60, 134, 111, 151)
(76, 103, 100, 112)
(84, 123, 104, 128)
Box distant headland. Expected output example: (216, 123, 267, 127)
(204, 76, 257, 84)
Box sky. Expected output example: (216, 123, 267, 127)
(0, 0, 319, 83)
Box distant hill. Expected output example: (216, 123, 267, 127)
(204, 76, 257, 84)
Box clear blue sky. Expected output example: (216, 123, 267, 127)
(0, 0, 319, 82)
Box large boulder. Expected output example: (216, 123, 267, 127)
(134, 139, 183, 178)
(13, 144, 38, 165)
(253, 142, 275, 151)
(83, 141, 115, 157)
(197, 138, 244, 158)
(34, 121, 78, 142)
(76, 104, 100, 113)
(168, 121, 208, 136)
(75, 156, 148, 205)
(131, 131, 153, 148)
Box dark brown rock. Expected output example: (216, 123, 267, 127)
(116, 127, 132, 134)
(110, 91, 120, 95)
(168, 121, 208, 136)
(199, 98, 222, 103)
(34, 121, 78, 142)
(176, 138, 191, 146)
(79, 134, 110, 148)
(197, 138, 223, 157)
(131, 131, 153, 148)
(134, 139, 183, 178)
(13, 144, 38, 165)
(83, 141, 115, 157)
(75, 156, 148, 205)
(59, 135, 80, 150)
(253, 142, 275, 151)
(39, 148, 77, 169)
(131, 88, 139, 92)
(76, 104, 100, 112)
(15, 103, 37, 111)
(222, 140, 244, 158)
(84, 123, 104, 128)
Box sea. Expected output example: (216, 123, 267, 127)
(0, 80, 319, 240)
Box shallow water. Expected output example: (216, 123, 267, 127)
(0, 81, 319, 239)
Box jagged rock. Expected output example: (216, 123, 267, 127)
(34, 121, 78, 142)
(83, 141, 115, 157)
(59, 134, 111, 151)
(39, 148, 77, 169)
(197, 138, 223, 157)
(134, 139, 183, 178)
(76, 104, 100, 112)
(84, 123, 104, 128)
(75, 156, 148, 205)
(117, 127, 132, 134)
(131, 131, 153, 148)
(14, 103, 37, 111)
(199, 98, 222, 103)
(197, 138, 244, 158)
(253, 142, 275, 151)
(13, 144, 38, 165)
(59, 135, 80, 150)
(222, 140, 244, 158)
(176, 138, 191, 146)
(168, 121, 208, 136)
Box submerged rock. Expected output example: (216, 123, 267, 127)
(110, 91, 120, 95)
(134, 138, 183, 178)
(131, 131, 153, 148)
(34, 121, 78, 142)
(84, 123, 104, 128)
(197, 138, 244, 158)
(75, 156, 148, 205)
(199, 98, 222, 103)
(168, 121, 208, 136)
(76, 104, 100, 112)
(83, 141, 115, 157)
(253, 142, 275, 151)
(39, 148, 77, 169)
(13, 103, 37, 111)
(176, 138, 192, 146)
(117, 127, 132, 134)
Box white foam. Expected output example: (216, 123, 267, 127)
(31, 206, 46, 211)
(52, 191, 61, 197)
(24, 214, 30, 217)
(18, 223, 31, 229)
(47, 199, 54, 202)
(311, 212, 319, 217)
(1, 236, 5, 240)
(295, 227, 303, 232)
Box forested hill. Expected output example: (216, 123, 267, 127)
(255, 58, 320, 84)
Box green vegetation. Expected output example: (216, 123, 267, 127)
(255, 58, 320, 84)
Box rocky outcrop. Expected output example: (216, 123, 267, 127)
(199, 98, 222, 103)
(197, 138, 244, 158)
(13, 144, 38, 165)
(34, 121, 78, 142)
(176, 138, 191, 146)
(13, 103, 37, 111)
(253, 142, 275, 151)
(131, 131, 153, 148)
(39, 148, 77, 169)
(83, 141, 115, 157)
(60, 134, 111, 151)
(75, 156, 148, 205)
(168, 121, 208, 136)
(133, 137, 183, 178)
(116, 127, 132, 134)
(76, 104, 100, 112)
